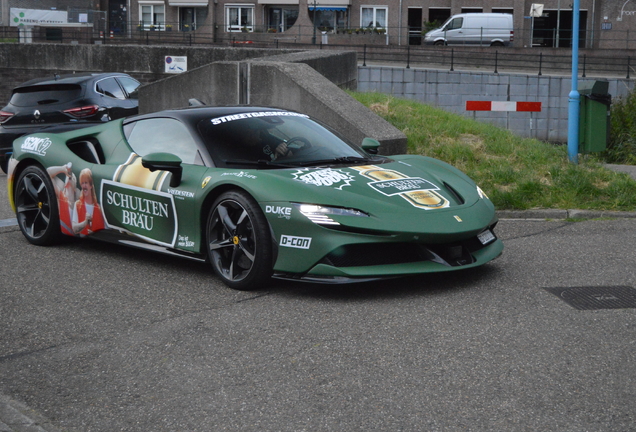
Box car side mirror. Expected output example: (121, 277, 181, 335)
(361, 137, 381, 155)
(142, 152, 183, 187)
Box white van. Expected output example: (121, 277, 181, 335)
(424, 13, 514, 47)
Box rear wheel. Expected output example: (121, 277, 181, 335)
(206, 190, 273, 290)
(15, 165, 62, 245)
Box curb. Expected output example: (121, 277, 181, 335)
(0, 394, 60, 432)
(497, 209, 636, 220)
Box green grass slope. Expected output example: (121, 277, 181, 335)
(352, 92, 636, 211)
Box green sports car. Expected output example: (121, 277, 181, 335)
(7, 106, 502, 290)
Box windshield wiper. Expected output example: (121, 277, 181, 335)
(224, 159, 299, 168)
(295, 156, 387, 167)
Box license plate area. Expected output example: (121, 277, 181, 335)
(477, 229, 496, 245)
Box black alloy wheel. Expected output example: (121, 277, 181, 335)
(206, 190, 273, 290)
(15, 165, 62, 245)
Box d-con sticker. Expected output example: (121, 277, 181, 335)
(352, 165, 450, 210)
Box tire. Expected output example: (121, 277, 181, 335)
(14, 165, 63, 245)
(434, 40, 445, 46)
(491, 41, 504, 47)
(206, 190, 273, 290)
(1, 158, 7, 174)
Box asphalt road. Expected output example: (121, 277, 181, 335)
(1, 171, 635, 431)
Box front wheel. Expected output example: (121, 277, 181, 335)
(14, 165, 63, 245)
(206, 190, 273, 290)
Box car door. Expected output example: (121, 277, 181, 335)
(115, 76, 140, 116)
(99, 117, 209, 252)
(443, 17, 465, 45)
(94, 77, 135, 120)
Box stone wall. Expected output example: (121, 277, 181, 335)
(0, 43, 407, 154)
(139, 55, 406, 155)
(358, 65, 635, 142)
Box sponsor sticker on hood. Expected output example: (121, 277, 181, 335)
(291, 168, 355, 190)
(352, 165, 450, 210)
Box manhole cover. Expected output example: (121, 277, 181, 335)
(544, 286, 636, 310)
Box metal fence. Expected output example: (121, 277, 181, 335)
(0, 22, 634, 79)
(4, 21, 636, 48)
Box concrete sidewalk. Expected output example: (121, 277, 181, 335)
(605, 163, 636, 180)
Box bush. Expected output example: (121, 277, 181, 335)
(605, 88, 636, 164)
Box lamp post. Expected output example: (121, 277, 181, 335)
(556, 0, 561, 47)
(567, 0, 581, 163)
(312, 0, 317, 44)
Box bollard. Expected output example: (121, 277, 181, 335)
(406, 45, 410, 69)
(450, 48, 454, 72)
(363, 44, 367, 67)
(538, 52, 543, 76)
(582, 54, 586, 77)
(494, 50, 498, 74)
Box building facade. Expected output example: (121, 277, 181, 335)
(1, 0, 635, 49)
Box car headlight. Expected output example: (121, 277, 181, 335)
(294, 204, 368, 226)
(476, 186, 489, 200)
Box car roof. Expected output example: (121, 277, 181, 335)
(123, 106, 291, 124)
(15, 72, 133, 89)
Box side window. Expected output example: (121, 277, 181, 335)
(116, 77, 140, 100)
(125, 118, 200, 165)
(95, 78, 126, 100)
(447, 17, 463, 30)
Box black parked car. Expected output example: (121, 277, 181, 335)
(0, 72, 140, 173)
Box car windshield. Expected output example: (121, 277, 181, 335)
(198, 111, 381, 168)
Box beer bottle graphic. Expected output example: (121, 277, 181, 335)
(352, 165, 449, 210)
(113, 154, 170, 191)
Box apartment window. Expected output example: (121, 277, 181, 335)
(360, 6, 387, 28)
(139, 3, 165, 30)
(226, 5, 254, 32)
(309, 7, 348, 32)
(492, 8, 513, 15)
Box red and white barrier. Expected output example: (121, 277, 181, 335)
(466, 101, 542, 112)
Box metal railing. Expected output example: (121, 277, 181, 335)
(3, 22, 636, 49)
(0, 23, 634, 78)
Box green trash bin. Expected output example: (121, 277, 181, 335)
(578, 80, 611, 153)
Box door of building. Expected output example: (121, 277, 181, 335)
(109, 0, 128, 35)
(408, 8, 422, 45)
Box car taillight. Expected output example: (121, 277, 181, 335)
(63, 105, 100, 119)
(510, 30, 514, 42)
(0, 111, 14, 124)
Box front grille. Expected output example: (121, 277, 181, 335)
(320, 236, 491, 268)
